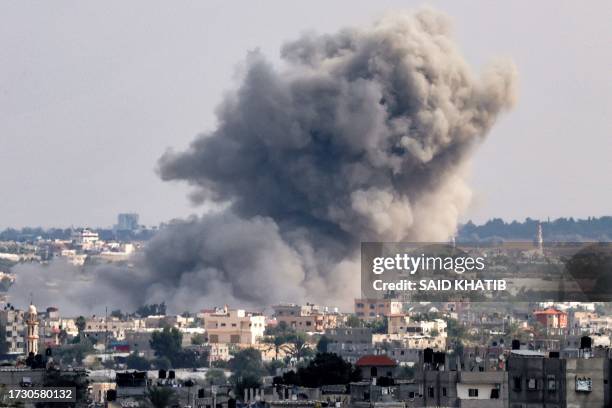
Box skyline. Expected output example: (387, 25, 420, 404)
(1, 1, 611, 230)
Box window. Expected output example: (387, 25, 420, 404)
(528, 378, 537, 390)
(468, 389, 478, 397)
(490, 388, 500, 399)
(408, 391, 415, 399)
(442, 387, 447, 396)
(547, 375, 556, 391)
(428, 387, 434, 398)
(513, 377, 522, 391)
(576, 377, 592, 392)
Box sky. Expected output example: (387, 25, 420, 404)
(0, 1, 610, 229)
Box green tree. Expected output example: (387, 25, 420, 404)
(152, 357, 171, 370)
(146, 387, 177, 408)
(265, 321, 295, 336)
(126, 353, 151, 371)
(265, 359, 285, 376)
(366, 318, 388, 334)
(283, 332, 310, 361)
(229, 348, 266, 379)
(316, 335, 330, 353)
(150, 327, 182, 361)
(275, 353, 361, 387)
(205, 368, 227, 386)
(75, 316, 86, 334)
(262, 335, 287, 360)
(229, 348, 266, 400)
(345, 315, 363, 328)
(54, 339, 94, 366)
(191, 333, 206, 345)
(446, 318, 467, 339)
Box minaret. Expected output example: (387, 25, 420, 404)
(26, 303, 39, 355)
(536, 223, 544, 255)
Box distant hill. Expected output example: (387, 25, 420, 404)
(458, 216, 612, 242)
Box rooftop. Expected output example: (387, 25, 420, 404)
(355, 355, 397, 367)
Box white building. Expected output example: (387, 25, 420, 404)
(71, 228, 100, 250)
(388, 315, 447, 338)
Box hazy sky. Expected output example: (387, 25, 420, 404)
(1, 1, 610, 229)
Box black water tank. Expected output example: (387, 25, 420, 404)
(106, 389, 117, 401)
(434, 351, 446, 365)
(580, 336, 592, 349)
(424, 348, 434, 363)
(511, 339, 520, 350)
(549, 351, 560, 358)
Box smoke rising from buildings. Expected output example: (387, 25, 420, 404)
(9, 10, 517, 313)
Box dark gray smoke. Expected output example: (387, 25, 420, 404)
(9, 10, 517, 313)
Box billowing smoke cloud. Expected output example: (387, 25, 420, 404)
(9, 10, 517, 314)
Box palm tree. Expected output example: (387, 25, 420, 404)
(282, 332, 310, 361)
(262, 335, 287, 360)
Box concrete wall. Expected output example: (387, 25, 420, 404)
(565, 357, 608, 408)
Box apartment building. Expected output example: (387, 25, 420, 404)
(203, 306, 265, 344)
(354, 298, 403, 320)
(272, 303, 340, 332)
(0, 306, 26, 355)
(325, 327, 375, 363)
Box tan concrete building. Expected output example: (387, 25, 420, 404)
(354, 298, 403, 320)
(272, 303, 340, 332)
(203, 306, 265, 344)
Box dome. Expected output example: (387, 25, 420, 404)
(28, 304, 37, 314)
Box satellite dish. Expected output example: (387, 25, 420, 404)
(499, 354, 505, 360)
(475, 356, 482, 363)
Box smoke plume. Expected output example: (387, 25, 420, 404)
(10, 10, 517, 313)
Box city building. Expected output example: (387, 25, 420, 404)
(116, 213, 140, 231)
(355, 355, 397, 380)
(0, 305, 26, 355)
(325, 327, 375, 363)
(272, 303, 340, 332)
(203, 305, 265, 344)
(354, 298, 403, 320)
(71, 228, 100, 250)
(534, 307, 568, 335)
